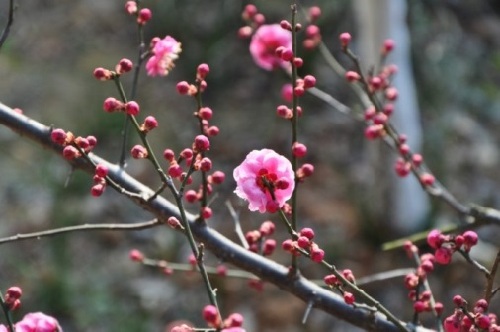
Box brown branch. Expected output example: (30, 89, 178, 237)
(0, 101, 434, 332)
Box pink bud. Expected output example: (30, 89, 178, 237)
(185, 190, 198, 203)
(202, 305, 220, 326)
(297, 236, 310, 249)
(324, 274, 338, 286)
(62, 145, 80, 160)
(176, 81, 190, 95)
(345, 71, 360, 82)
(383, 39, 395, 54)
(197, 63, 210, 79)
(103, 97, 123, 113)
(199, 157, 212, 172)
(95, 164, 109, 177)
(206, 125, 219, 136)
(310, 246, 325, 262)
(193, 135, 210, 152)
(116, 58, 133, 74)
(308, 6, 322, 22)
(163, 149, 175, 162)
(168, 163, 183, 178)
(167, 216, 181, 229)
(137, 8, 152, 25)
(198, 107, 213, 120)
(300, 227, 315, 240)
(293, 57, 304, 68)
(129, 249, 144, 262)
(281, 239, 294, 252)
(51, 128, 67, 145)
(280, 20, 292, 31)
(211, 171, 225, 184)
(420, 173, 435, 186)
(435, 247, 452, 265)
(6, 287, 22, 300)
(263, 238, 276, 256)
(292, 142, 307, 158)
(125, 101, 140, 116)
(91, 183, 106, 197)
(339, 32, 352, 47)
(427, 229, 443, 249)
(143, 116, 158, 131)
(259, 221, 275, 236)
(125, 1, 137, 15)
(130, 145, 148, 159)
(343, 292, 355, 304)
(93, 67, 112, 81)
(303, 75, 316, 89)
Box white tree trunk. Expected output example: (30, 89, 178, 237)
(353, 0, 429, 233)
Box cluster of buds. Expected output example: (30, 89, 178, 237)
(444, 296, 499, 332)
(244, 220, 277, 256)
(402, 241, 443, 315)
(302, 6, 322, 50)
(323, 270, 356, 305)
(276, 104, 303, 120)
(176, 65, 220, 137)
(238, 4, 265, 39)
(392, 139, 435, 186)
(91, 163, 109, 197)
(124, 1, 152, 25)
(184, 169, 225, 204)
(50, 128, 97, 161)
(427, 229, 478, 265)
(282, 227, 325, 263)
(3, 286, 22, 311)
(202, 305, 246, 332)
(93, 58, 134, 81)
(103, 98, 140, 116)
(129, 249, 175, 276)
(163, 136, 211, 177)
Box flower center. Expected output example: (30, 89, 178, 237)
(256, 168, 278, 193)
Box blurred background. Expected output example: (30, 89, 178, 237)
(0, 0, 500, 331)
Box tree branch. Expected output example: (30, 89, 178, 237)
(0, 101, 433, 331)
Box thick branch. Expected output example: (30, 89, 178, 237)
(0, 101, 432, 331)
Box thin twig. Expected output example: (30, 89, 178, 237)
(0, 0, 15, 52)
(0, 219, 162, 245)
(225, 201, 248, 249)
(485, 250, 500, 302)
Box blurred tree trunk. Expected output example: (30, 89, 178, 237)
(353, 0, 429, 234)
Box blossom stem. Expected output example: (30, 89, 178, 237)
(290, 2, 299, 274)
(194, 85, 210, 214)
(118, 9, 148, 168)
(0, 294, 15, 332)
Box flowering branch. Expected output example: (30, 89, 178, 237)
(0, 100, 435, 332)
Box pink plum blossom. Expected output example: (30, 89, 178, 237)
(0, 312, 61, 332)
(146, 36, 182, 77)
(249, 24, 292, 71)
(233, 149, 295, 213)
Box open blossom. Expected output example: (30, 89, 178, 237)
(146, 36, 182, 77)
(0, 312, 61, 332)
(233, 149, 295, 213)
(249, 24, 292, 71)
